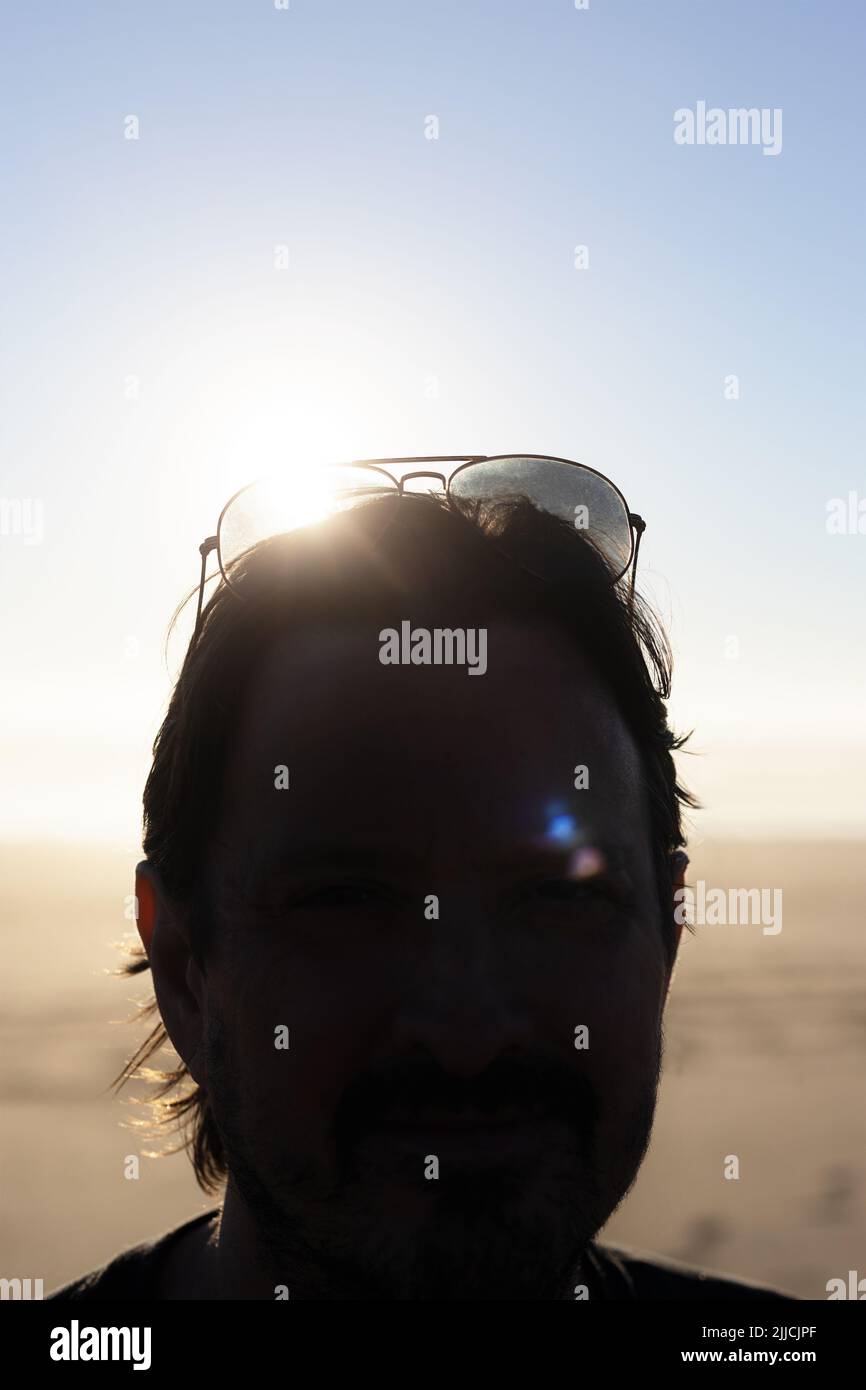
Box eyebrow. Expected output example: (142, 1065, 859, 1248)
(493, 842, 636, 881)
(226, 843, 425, 898)
(224, 836, 634, 897)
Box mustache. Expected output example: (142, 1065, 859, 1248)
(333, 1053, 601, 1149)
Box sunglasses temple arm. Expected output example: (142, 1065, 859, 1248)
(194, 536, 218, 641)
(627, 516, 646, 615)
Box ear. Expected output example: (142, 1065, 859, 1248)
(670, 849, 689, 952)
(134, 860, 207, 1087)
(134, 862, 157, 955)
(663, 850, 689, 998)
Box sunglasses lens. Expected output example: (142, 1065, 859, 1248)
(448, 455, 633, 579)
(218, 465, 397, 586)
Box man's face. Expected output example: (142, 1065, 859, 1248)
(195, 616, 676, 1299)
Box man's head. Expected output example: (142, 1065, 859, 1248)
(125, 492, 694, 1298)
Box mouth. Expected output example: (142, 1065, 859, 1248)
(379, 1107, 546, 1132)
(358, 1109, 568, 1162)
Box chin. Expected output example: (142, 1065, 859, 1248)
(336, 1171, 610, 1301)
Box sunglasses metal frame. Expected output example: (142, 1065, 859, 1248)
(193, 454, 646, 638)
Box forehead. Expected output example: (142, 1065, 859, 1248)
(213, 618, 649, 877)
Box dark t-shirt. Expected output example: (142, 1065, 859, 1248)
(46, 1211, 796, 1300)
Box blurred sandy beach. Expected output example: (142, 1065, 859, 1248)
(1, 837, 863, 1299)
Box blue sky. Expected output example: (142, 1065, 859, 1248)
(1, 1, 864, 841)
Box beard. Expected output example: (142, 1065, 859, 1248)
(202, 1008, 662, 1300)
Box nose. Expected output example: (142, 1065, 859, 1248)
(390, 909, 533, 1078)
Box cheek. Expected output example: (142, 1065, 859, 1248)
(580, 943, 668, 1137)
(208, 937, 397, 1140)
(531, 928, 667, 1080)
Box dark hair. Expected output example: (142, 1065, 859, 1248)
(114, 492, 697, 1193)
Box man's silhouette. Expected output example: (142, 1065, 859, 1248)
(49, 493, 795, 1299)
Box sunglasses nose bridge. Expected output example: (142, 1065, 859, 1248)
(397, 469, 448, 495)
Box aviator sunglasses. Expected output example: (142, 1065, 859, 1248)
(193, 454, 646, 639)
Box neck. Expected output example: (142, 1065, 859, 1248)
(164, 1183, 278, 1300)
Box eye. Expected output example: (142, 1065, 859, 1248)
(300, 882, 383, 909)
(523, 873, 635, 915)
(244, 879, 389, 919)
(533, 879, 603, 902)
